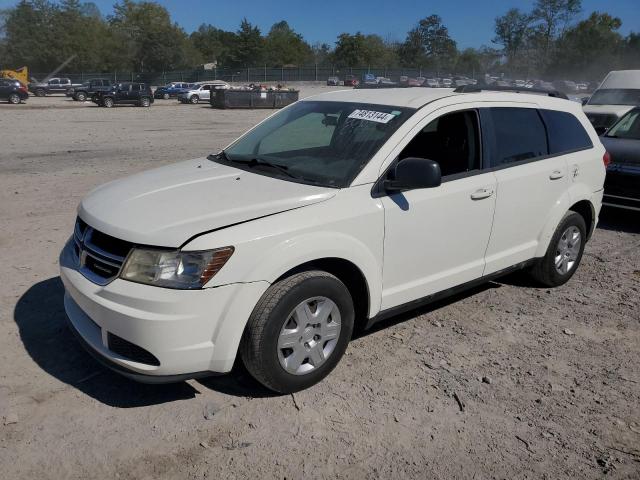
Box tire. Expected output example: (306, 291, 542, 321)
(240, 270, 354, 393)
(75, 91, 87, 102)
(139, 97, 151, 107)
(8, 93, 20, 104)
(102, 97, 114, 108)
(163, 93, 170, 100)
(529, 210, 587, 287)
(35, 88, 46, 97)
(189, 95, 199, 104)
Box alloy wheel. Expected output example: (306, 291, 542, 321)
(554, 226, 581, 275)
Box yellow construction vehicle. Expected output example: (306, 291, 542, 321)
(0, 66, 29, 86)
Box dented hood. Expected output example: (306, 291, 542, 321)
(78, 158, 336, 247)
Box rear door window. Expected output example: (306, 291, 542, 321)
(540, 110, 593, 154)
(487, 108, 548, 166)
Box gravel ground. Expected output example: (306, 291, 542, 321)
(1, 86, 639, 479)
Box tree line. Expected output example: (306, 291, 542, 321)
(0, 0, 638, 80)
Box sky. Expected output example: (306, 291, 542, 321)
(0, 0, 638, 48)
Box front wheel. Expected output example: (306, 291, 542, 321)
(163, 93, 170, 100)
(139, 97, 150, 107)
(75, 91, 87, 102)
(102, 97, 114, 108)
(8, 93, 21, 104)
(35, 88, 46, 97)
(240, 271, 354, 393)
(189, 95, 199, 104)
(529, 211, 587, 287)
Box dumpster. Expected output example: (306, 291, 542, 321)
(211, 89, 299, 109)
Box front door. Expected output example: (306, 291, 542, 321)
(381, 108, 497, 310)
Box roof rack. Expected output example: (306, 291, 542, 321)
(453, 85, 569, 100)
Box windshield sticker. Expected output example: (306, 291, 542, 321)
(348, 109, 396, 124)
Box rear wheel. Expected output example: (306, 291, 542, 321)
(75, 91, 87, 102)
(529, 211, 586, 287)
(240, 271, 354, 393)
(189, 95, 199, 104)
(8, 93, 20, 104)
(139, 97, 151, 107)
(35, 88, 46, 97)
(102, 97, 114, 108)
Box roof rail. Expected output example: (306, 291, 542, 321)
(453, 85, 569, 100)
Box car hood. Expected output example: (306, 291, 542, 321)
(583, 104, 634, 117)
(78, 158, 337, 247)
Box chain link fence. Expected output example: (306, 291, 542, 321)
(30, 66, 476, 86)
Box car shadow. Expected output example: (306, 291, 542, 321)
(14, 277, 202, 408)
(597, 207, 640, 234)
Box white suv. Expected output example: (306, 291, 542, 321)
(60, 88, 606, 392)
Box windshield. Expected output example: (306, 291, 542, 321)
(214, 100, 415, 187)
(589, 89, 640, 106)
(606, 109, 640, 140)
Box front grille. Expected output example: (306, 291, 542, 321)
(107, 333, 160, 366)
(73, 217, 133, 285)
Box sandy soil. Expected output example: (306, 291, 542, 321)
(0, 86, 639, 479)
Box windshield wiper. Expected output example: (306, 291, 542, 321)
(228, 157, 301, 180)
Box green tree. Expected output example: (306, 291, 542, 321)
(493, 8, 531, 67)
(530, 0, 582, 68)
(398, 15, 458, 71)
(230, 18, 263, 66)
(333, 32, 396, 67)
(190, 24, 237, 66)
(263, 21, 312, 66)
(548, 12, 624, 79)
(109, 0, 198, 71)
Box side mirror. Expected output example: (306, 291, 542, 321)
(384, 157, 442, 192)
(581, 97, 589, 106)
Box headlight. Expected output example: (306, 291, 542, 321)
(120, 247, 234, 289)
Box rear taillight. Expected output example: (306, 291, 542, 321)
(603, 151, 611, 168)
(18, 86, 28, 94)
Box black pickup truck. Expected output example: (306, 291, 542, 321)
(92, 82, 154, 107)
(66, 78, 113, 101)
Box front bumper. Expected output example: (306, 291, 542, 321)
(60, 243, 269, 381)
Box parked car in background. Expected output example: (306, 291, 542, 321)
(154, 82, 195, 99)
(583, 70, 640, 133)
(530, 80, 555, 91)
(554, 80, 579, 94)
(343, 75, 359, 87)
(0, 78, 29, 104)
(67, 79, 113, 102)
(326, 76, 339, 86)
(441, 78, 453, 87)
(93, 82, 154, 107)
(60, 87, 604, 393)
(178, 81, 229, 104)
(29, 77, 81, 97)
(599, 107, 640, 212)
(423, 78, 440, 88)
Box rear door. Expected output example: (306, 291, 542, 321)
(481, 106, 569, 274)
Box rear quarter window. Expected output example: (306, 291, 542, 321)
(488, 107, 548, 166)
(540, 110, 593, 154)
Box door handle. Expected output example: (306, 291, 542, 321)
(549, 170, 564, 180)
(470, 188, 494, 200)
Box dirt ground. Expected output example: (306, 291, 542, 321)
(0, 86, 639, 480)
